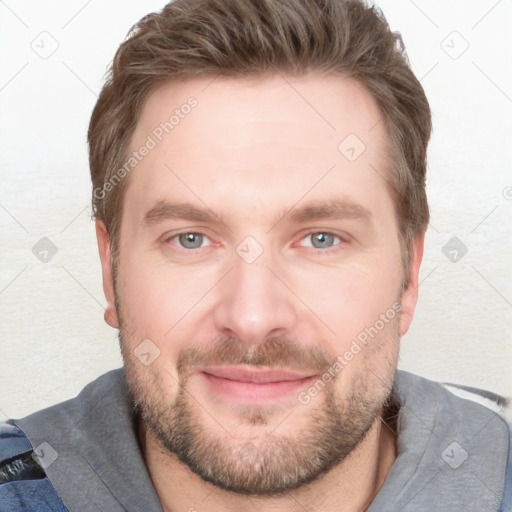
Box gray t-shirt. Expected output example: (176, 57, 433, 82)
(11, 369, 511, 511)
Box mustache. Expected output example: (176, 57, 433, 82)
(175, 336, 335, 377)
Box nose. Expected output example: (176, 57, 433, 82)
(213, 248, 298, 347)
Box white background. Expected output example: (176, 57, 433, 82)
(0, 0, 511, 420)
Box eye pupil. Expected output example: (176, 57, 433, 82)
(311, 232, 334, 249)
(179, 233, 203, 249)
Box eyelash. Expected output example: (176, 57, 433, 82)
(163, 230, 345, 254)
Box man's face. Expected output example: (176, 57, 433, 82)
(98, 74, 422, 494)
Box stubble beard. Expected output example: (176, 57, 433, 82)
(119, 325, 399, 496)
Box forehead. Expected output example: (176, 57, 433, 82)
(124, 73, 392, 224)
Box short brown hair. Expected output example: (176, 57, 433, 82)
(88, 0, 431, 274)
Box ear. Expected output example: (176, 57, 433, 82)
(399, 232, 425, 337)
(95, 220, 120, 329)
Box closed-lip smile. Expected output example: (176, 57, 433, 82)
(197, 365, 318, 402)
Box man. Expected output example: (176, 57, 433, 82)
(1, 0, 510, 510)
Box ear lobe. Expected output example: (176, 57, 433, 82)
(399, 232, 425, 337)
(95, 220, 120, 329)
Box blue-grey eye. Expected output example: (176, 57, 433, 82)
(310, 232, 336, 249)
(178, 233, 204, 249)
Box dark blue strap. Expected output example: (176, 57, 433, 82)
(0, 480, 69, 511)
(0, 422, 69, 511)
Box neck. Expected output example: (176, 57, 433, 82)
(139, 415, 396, 512)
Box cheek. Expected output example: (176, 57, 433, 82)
(116, 251, 217, 360)
(116, 264, 187, 392)
(288, 255, 402, 341)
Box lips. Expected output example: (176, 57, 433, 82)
(197, 365, 318, 403)
(200, 365, 316, 383)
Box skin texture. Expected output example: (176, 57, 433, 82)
(96, 73, 424, 512)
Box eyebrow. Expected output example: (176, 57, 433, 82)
(143, 200, 224, 226)
(284, 199, 372, 224)
(142, 198, 372, 227)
